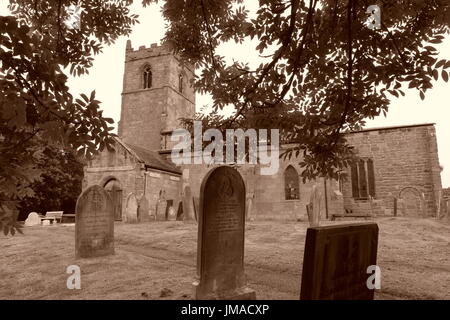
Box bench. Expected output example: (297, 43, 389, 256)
(40, 211, 64, 224)
(331, 213, 373, 221)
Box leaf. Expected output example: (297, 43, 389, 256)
(435, 59, 446, 68)
(420, 91, 425, 101)
(442, 71, 449, 83)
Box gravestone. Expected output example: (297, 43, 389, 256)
(193, 197, 199, 222)
(138, 196, 150, 222)
(24, 212, 41, 226)
(156, 190, 167, 221)
(75, 185, 114, 258)
(166, 199, 176, 220)
(176, 201, 184, 220)
(125, 193, 139, 223)
(194, 166, 255, 300)
(182, 185, 195, 221)
(307, 185, 323, 227)
(300, 223, 379, 300)
(246, 192, 255, 221)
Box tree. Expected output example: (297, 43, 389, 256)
(160, 0, 450, 180)
(17, 141, 84, 221)
(0, 0, 140, 235)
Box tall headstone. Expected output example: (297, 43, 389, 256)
(182, 185, 195, 221)
(246, 192, 255, 221)
(125, 193, 139, 223)
(138, 196, 150, 222)
(300, 223, 379, 300)
(24, 212, 41, 226)
(307, 184, 323, 227)
(156, 190, 167, 221)
(194, 166, 255, 300)
(75, 185, 114, 258)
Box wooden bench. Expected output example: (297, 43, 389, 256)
(40, 211, 64, 224)
(331, 214, 373, 221)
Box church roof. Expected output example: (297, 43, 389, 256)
(114, 137, 181, 175)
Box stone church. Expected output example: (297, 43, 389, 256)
(83, 41, 443, 222)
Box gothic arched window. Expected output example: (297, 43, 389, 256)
(178, 73, 183, 93)
(284, 165, 300, 200)
(143, 66, 152, 89)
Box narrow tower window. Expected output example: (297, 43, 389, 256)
(178, 74, 183, 93)
(143, 66, 152, 89)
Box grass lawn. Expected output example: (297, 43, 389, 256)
(1, 217, 449, 300)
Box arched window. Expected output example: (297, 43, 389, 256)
(350, 158, 376, 199)
(143, 66, 152, 89)
(178, 73, 183, 93)
(284, 165, 300, 200)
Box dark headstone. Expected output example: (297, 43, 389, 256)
(300, 223, 379, 300)
(75, 185, 114, 258)
(176, 201, 184, 220)
(194, 166, 255, 300)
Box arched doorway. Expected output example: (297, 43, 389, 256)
(104, 178, 123, 221)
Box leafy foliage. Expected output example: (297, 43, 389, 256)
(17, 141, 84, 221)
(0, 0, 139, 235)
(160, 0, 450, 181)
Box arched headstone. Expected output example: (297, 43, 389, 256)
(75, 185, 114, 258)
(194, 166, 255, 300)
(24, 212, 41, 227)
(125, 193, 139, 223)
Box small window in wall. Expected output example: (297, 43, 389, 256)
(351, 158, 376, 199)
(284, 165, 300, 200)
(143, 66, 152, 89)
(178, 74, 183, 93)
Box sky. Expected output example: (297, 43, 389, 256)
(1, 1, 449, 187)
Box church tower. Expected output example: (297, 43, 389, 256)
(118, 40, 195, 152)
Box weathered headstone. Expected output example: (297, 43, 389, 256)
(307, 185, 323, 227)
(75, 185, 114, 258)
(166, 199, 176, 220)
(156, 190, 167, 221)
(138, 196, 150, 222)
(246, 192, 255, 221)
(176, 201, 183, 220)
(193, 197, 199, 222)
(194, 166, 255, 300)
(300, 223, 379, 300)
(24, 212, 41, 226)
(125, 193, 139, 223)
(182, 185, 195, 221)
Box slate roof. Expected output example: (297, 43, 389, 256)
(114, 137, 181, 175)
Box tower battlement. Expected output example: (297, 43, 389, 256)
(125, 40, 175, 61)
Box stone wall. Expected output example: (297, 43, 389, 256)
(342, 124, 442, 217)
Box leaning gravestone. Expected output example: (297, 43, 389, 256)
(194, 166, 255, 300)
(24, 212, 41, 226)
(75, 185, 114, 258)
(125, 193, 139, 223)
(307, 184, 323, 227)
(300, 223, 379, 300)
